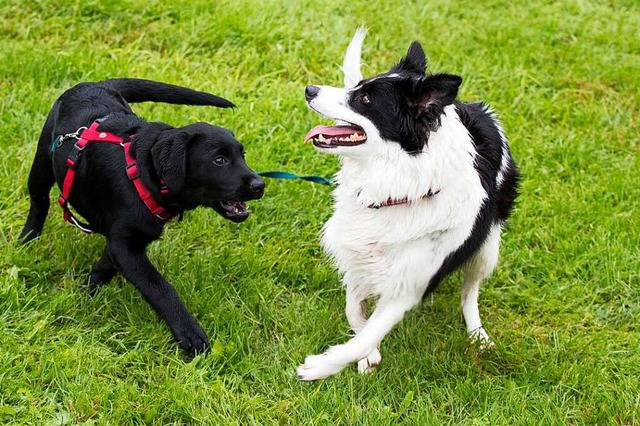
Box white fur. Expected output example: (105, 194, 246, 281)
(297, 31, 500, 381)
(342, 26, 367, 88)
(461, 224, 501, 346)
(485, 106, 511, 188)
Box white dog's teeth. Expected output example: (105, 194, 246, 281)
(317, 134, 325, 142)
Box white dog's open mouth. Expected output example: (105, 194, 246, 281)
(304, 125, 367, 148)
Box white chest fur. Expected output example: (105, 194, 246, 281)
(321, 107, 487, 299)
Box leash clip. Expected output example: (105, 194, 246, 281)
(51, 126, 88, 152)
(65, 126, 87, 141)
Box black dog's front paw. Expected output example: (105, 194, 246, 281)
(171, 318, 210, 355)
(18, 228, 40, 246)
(84, 274, 104, 297)
(84, 269, 117, 297)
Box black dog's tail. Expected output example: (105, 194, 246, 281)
(102, 78, 235, 108)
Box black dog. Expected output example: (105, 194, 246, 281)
(20, 78, 265, 354)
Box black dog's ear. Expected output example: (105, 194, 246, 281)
(413, 73, 462, 112)
(97, 113, 143, 140)
(151, 129, 191, 194)
(391, 41, 427, 75)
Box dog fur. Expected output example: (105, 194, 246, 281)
(298, 29, 520, 380)
(20, 78, 264, 354)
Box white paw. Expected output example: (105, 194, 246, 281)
(469, 326, 494, 349)
(357, 348, 382, 374)
(297, 352, 347, 381)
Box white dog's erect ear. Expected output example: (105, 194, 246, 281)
(342, 26, 367, 88)
(392, 41, 427, 75)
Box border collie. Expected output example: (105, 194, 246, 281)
(297, 29, 520, 380)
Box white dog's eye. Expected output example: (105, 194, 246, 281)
(360, 94, 371, 105)
(214, 156, 227, 166)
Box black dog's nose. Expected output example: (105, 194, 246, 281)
(305, 85, 320, 101)
(250, 178, 265, 196)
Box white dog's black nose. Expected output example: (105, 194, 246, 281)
(305, 85, 320, 101)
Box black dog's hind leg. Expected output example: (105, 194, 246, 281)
(19, 112, 57, 244)
(86, 246, 118, 296)
(107, 238, 209, 354)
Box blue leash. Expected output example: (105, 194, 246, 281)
(257, 171, 334, 186)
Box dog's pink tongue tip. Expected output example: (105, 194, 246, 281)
(304, 125, 362, 142)
(304, 125, 326, 143)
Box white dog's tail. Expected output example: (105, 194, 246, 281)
(342, 26, 367, 88)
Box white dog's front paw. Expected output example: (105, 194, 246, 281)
(297, 352, 347, 381)
(469, 326, 494, 349)
(357, 348, 382, 374)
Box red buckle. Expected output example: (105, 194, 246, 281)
(66, 140, 87, 169)
(126, 163, 139, 180)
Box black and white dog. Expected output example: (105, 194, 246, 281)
(298, 29, 520, 380)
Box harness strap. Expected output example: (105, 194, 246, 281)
(57, 121, 174, 233)
(123, 142, 173, 221)
(58, 131, 96, 233)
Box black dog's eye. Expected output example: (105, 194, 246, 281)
(214, 156, 227, 166)
(359, 94, 371, 105)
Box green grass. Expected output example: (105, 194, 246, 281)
(1, 0, 639, 424)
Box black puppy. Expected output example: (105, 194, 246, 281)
(20, 78, 265, 354)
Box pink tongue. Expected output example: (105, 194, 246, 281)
(304, 125, 363, 142)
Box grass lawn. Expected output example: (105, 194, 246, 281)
(1, 0, 639, 424)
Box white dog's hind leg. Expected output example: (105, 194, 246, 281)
(461, 224, 501, 347)
(345, 287, 367, 333)
(344, 288, 382, 374)
(297, 296, 417, 381)
(357, 347, 382, 374)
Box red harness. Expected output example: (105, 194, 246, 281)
(58, 121, 173, 233)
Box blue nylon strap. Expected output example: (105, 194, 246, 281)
(257, 171, 334, 186)
(51, 135, 63, 152)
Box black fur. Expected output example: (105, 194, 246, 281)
(19, 78, 265, 354)
(424, 101, 520, 295)
(391, 41, 428, 74)
(351, 42, 521, 296)
(347, 42, 462, 153)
